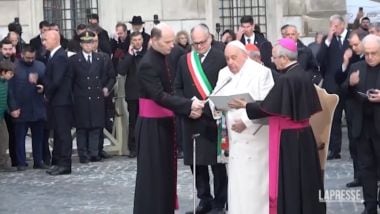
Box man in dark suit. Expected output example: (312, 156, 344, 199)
(88, 13, 112, 55)
(342, 34, 380, 214)
(49, 23, 69, 50)
(42, 30, 72, 175)
(175, 24, 228, 214)
(67, 24, 87, 53)
(284, 25, 320, 83)
(337, 31, 365, 188)
(127, 16, 150, 52)
(317, 14, 350, 160)
(117, 32, 145, 158)
(237, 15, 272, 68)
(30, 20, 50, 64)
(110, 22, 129, 68)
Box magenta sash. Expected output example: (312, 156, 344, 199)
(269, 116, 310, 214)
(139, 98, 174, 118)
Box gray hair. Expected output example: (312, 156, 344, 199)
(369, 22, 380, 33)
(329, 14, 345, 24)
(362, 34, 380, 48)
(190, 24, 210, 36)
(285, 24, 298, 32)
(274, 44, 298, 61)
(248, 51, 260, 59)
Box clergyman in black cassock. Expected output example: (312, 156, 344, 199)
(133, 23, 204, 214)
(229, 39, 326, 214)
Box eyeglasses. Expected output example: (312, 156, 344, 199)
(192, 38, 208, 46)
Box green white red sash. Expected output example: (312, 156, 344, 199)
(186, 51, 212, 100)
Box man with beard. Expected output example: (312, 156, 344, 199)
(8, 45, 47, 170)
(0, 39, 17, 167)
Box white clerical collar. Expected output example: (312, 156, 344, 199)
(50, 45, 61, 58)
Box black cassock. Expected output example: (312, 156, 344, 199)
(246, 63, 326, 214)
(133, 48, 193, 214)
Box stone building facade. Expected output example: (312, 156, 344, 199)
(0, 0, 346, 45)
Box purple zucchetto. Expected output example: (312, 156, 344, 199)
(278, 38, 297, 52)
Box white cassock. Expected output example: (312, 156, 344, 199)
(211, 58, 274, 214)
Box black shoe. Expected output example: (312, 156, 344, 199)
(327, 151, 341, 160)
(99, 150, 111, 159)
(90, 156, 102, 162)
(185, 204, 212, 214)
(346, 179, 361, 188)
(17, 166, 27, 171)
(127, 151, 137, 158)
(33, 163, 49, 169)
(46, 166, 71, 175)
(79, 157, 89, 164)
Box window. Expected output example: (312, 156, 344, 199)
(43, 0, 98, 39)
(219, 0, 267, 37)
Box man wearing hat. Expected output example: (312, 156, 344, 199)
(229, 38, 326, 214)
(128, 16, 150, 50)
(68, 31, 112, 163)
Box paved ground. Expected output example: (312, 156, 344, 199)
(0, 128, 375, 214)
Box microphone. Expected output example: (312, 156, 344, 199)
(210, 76, 232, 96)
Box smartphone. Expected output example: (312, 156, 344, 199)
(359, 7, 363, 12)
(367, 89, 378, 94)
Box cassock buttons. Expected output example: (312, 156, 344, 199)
(87, 77, 90, 80)
(88, 87, 91, 90)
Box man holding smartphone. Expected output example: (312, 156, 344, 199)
(343, 34, 380, 214)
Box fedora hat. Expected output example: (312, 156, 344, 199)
(129, 16, 145, 25)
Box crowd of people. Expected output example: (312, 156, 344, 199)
(0, 8, 379, 214)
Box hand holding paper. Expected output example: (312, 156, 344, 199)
(228, 98, 248, 109)
(208, 93, 253, 111)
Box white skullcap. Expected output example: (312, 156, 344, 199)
(226, 40, 248, 54)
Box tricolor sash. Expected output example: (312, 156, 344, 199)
(186, 51, 212, 100)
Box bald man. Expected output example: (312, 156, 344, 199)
(343, 34, 380, 214)
(42, 30, 73, 175)
(133, 23, 205, 214)
(209, 40, 274, 213)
